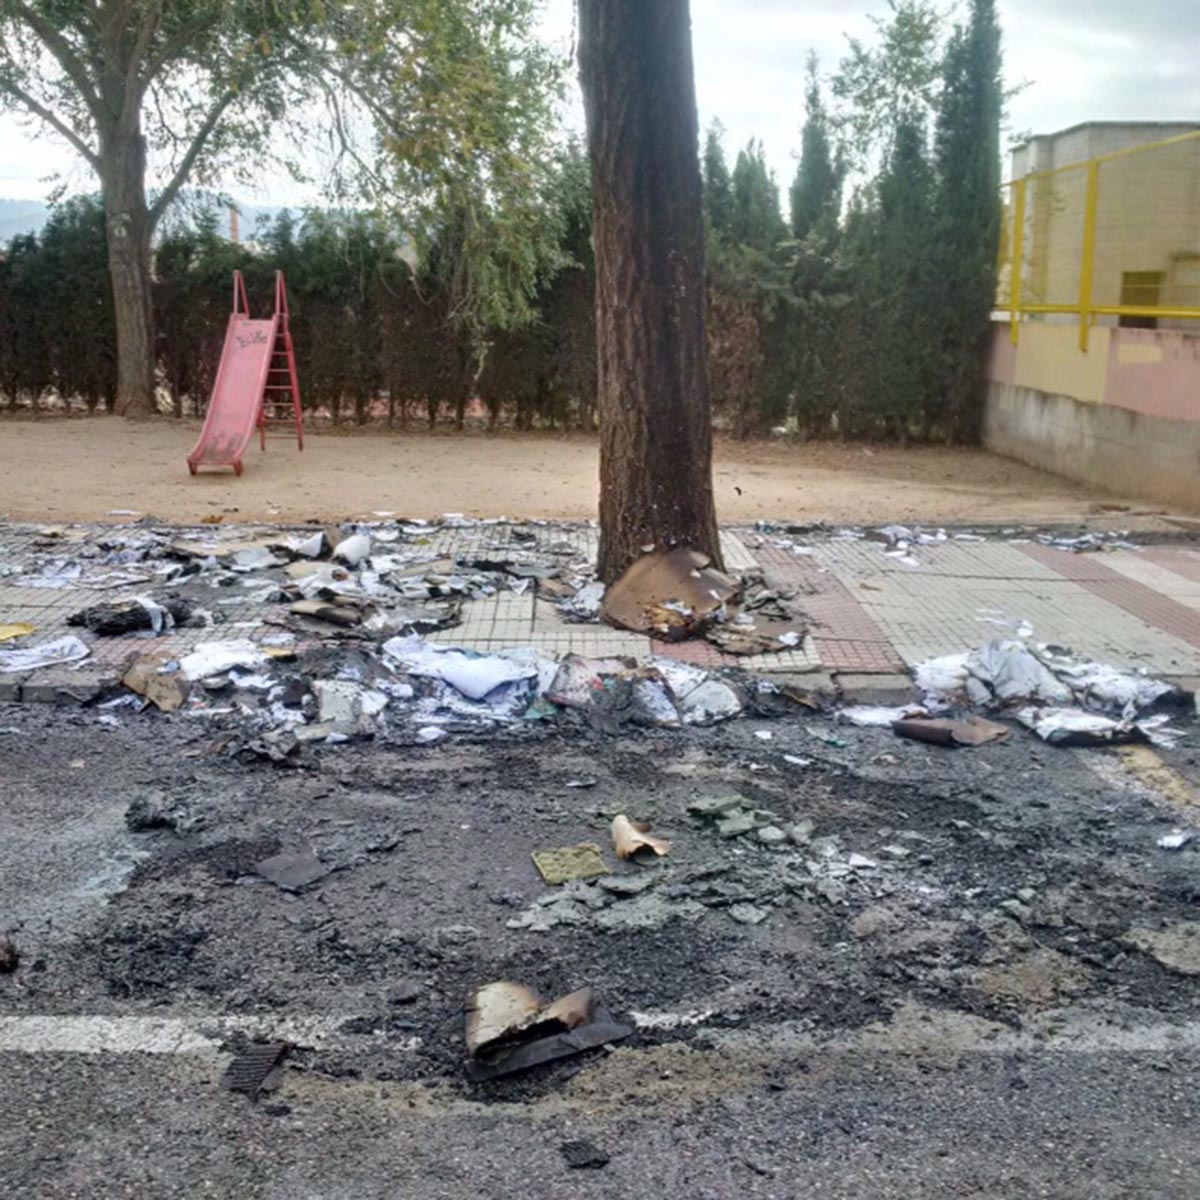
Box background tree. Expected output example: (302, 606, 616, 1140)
(39, 196, 117, 413)
(0, 231, 49, 409)
(872, 115, 939, 439)
(702, 122, 735, 239)
(790, 53, 841, 239)
(155, 210, 253, 418)
(345, 0, 568, 426)
(285, 211, 386, 426)
(833, 0, 944, 166)
(0, 245, 12, 408)
(829, 0, 954, 438)
(0, 0, 1005, 450)
(707, 137, 791, 437)
(932, 0, 1003, 441)
(375, 252, 428, 429)
(782, 59, 850, 433)
(731, 140, 788, 252)
(0, 0, 561, 418)
(767, 246, 846, 441)
(536, 140, 599, 431)
(578, 0, 723, 582)
(0, 1, 306, 416)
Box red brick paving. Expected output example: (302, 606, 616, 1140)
(815, 640, 907, 672)
(1020, 544, 1200, 650)
(653, 640, 749, 668)
(750, 540, 904, 672)
(1138, 547, 1200, 585)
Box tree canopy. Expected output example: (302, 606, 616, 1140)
(702, 121, 735, 239)
(0, 0, 1007, 449)
(0, 0, 565, 413)
(730, 139, 788, 252)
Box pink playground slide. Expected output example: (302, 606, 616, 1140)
(187, 271, 303, 476)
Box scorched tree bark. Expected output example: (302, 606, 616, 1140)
(578, 0, 723, 583)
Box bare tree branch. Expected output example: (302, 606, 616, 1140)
(149, 84, 182, 159)
(337, 72, 396, 138)
(12, 1, 106, 124)
(148, 90, 235, 229)
(321, 81, 389, 196)
(0, 77, 100, 168)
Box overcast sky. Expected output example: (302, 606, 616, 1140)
(2, 0, 1198, 204)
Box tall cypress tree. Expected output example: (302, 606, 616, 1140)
(731, 139, 788, 251)
(702, 123, 735, 239)
(876, 115, 939, 439)
(932, 0, 1003, 442)
(790, 53, 840, 240)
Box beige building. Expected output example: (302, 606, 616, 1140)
(1006, 121, 1200, 322)
(986, 122, 1200, 512)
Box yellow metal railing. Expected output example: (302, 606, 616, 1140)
(997, 129, 1200, 350)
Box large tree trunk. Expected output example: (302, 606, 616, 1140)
(102, 127, 157, 418)
(578, 0, 722, 584)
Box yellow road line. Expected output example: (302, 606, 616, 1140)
(1118, 744, 1198, 816)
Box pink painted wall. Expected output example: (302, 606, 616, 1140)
(986, 321, 1200, 423)
(1104, 328, 1200, 422)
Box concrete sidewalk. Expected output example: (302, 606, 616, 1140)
(2, 520, 1199, 703)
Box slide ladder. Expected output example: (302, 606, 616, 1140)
(187, 270, 303, 476)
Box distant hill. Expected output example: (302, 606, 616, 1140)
(0, 195, 290, 242)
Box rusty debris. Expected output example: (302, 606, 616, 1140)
(892, 715, 1011, 747)
(601, 547, 740, 639)
(222, 1041, 290, 1098)
(611, 814, 671, 860)
(466, 981, 593, 1055)
(122, 655, 189, 713)
(600, 546, 807, 655)
(464, 981, 632, 1081)
(289, 597, 364, 628)
(706, 615, 806, 656)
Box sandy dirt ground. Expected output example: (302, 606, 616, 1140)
(0, 414, 1180, 526)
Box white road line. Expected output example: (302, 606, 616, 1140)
(0, 1014, 420, 1056)
(631, 1009, 716, 1030)
(0, 1016, 217, 1055)
(3, 1010, 1199, 1057)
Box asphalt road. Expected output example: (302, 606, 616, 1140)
(3, 704, 1199, 1198)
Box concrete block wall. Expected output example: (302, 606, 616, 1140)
(1011, 122, 1200, 313)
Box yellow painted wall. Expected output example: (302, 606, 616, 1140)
(1011, 323, 1110, 403)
